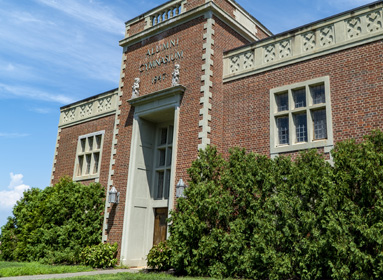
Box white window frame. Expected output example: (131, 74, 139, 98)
(73, 130, 105, 181)
(152, 123, 174, 200)
(270, 76, 333, 157)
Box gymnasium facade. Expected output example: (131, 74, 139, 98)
(51, 0, 383, 266)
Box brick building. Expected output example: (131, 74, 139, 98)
(51, 0, 383, 266)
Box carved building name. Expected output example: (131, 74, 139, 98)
(139, 38, 184, 72)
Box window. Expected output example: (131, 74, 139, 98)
(154, 125, 173, 200)
(74, 131, 104, 180)
(270, 76, 333, 156)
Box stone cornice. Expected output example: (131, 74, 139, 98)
(128, 85, 186, 107)
(223, 1, 383, 82)
(59, 89, 118, 128)
(226, 0, 272, 37)
(119, 2, 258, 50)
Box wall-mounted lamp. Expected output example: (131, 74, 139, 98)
(108, 186, 120, 204)
(176, 179, 187, 198)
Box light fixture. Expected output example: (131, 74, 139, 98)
(108, 186, 120, 204)
(176, 179, 187, 198)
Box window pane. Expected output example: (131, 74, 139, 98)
(168, 126, 174, 144)
(293, 88, 306, 108)
(159, 149, 166, 167)
(311, 84, 325, 104)
(295, 114, 307, 142)
(276, 92, 288, 112)
(80, 139, 86, 152)
(95, 135, 102, 149)
(85, 154, 91, 174)
(313, 110, 327, 139)
(77, 156, 84, 176)
(88, 137, 94, 151)
(164, 171, 170, 199)
(277, 116, 289, 145)
(167, 148, 172, 166)
(157, 172, 164, 199)
(93, 152, 100, 174)
(160, 128, 167, 145)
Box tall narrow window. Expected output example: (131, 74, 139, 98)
(93, 152, 100, 174)
(293, 88, 306, 108)
(157, 172, 164, 199)
(276, 92, 288, 112)
(295, 113, 307, 142)
(155, 125, 173, 200)
(311, 84, 325, 104)
(313, 110, 327, 139)
(277, 116, 289, 145)
(77, 156, 84, 176)
(85, 154, 91, 174)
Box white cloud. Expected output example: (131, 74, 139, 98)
(0, 173, 31, 210)
(0, 83, 75, 104)
(29, 107, 52, 114)
(0, 133, 29, 138)
(36, 0, 125, 35)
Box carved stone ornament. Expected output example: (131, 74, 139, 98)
(172, 63, 180, 86)
(132, 78, 140, 98)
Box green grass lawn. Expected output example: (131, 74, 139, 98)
(0, 262, 227, 279)
(69, 272, 221, 280)
(0, 261, 94, 277)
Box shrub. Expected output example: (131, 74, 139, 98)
(147, 241, 172, 271)
(0, 177, 105, 264)
(80, 242, 118, 268)
(165, 130, 383, 279)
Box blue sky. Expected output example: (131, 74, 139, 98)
(0, 0, 374, 230)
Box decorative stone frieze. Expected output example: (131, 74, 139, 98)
(243, 51, 254, 70)
(347, 17, 362, 39)
(264, 44, 275, 63)
(302, 31, 316, 52)
(223, 3, 383, 81)
(279, 40, 291, 58)
(367, 11, 382, 32)
(319, 25, 335, 47)
(230, 55, 240, 73)
(59, 89, 118, 128)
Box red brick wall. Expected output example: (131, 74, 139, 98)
(52, 114, 115, 188)
(184, 0, 205, 11)
(128, 19, 146, 37)
(213, 0, 235, 17)
(222, 41, 383, 156)
(256, 25, 271, 40)
(209, 16, 252, 152)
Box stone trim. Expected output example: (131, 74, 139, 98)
(102, 52, 127, 243)
(125, 0, 187, 29)
(223, 2, 383, 82)
(269, 76, 334, 158)
(72, 130, 105, 182)
(199, 13, 215, 150)
(227, 0, 272, 37)
(50, 128, 61, 185)
(120, 2, 257, 50)
(59, 90, 118, 128)
(128, 85, 186, 107)
(120, 87, 183, 267)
